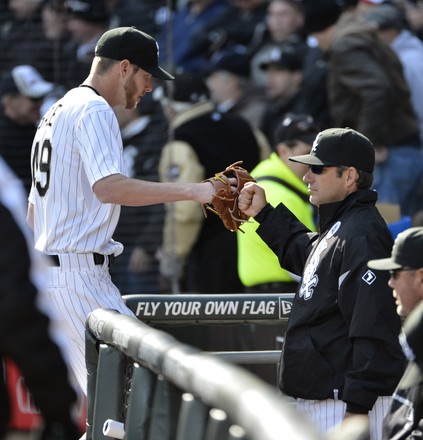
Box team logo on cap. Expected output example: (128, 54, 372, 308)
(311, 132, 322, 153)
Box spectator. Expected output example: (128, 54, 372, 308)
(403, 0, 423, 41)
(108, 0, 166, 36)
(248, 0, 306, 89)
(41, 0, 71, 87)
(158, 72, 261, 294)
(238, 113, 318, 293)
(367, 227, 423, 439)
(0, 65, 54, 194)
(62, 0, 111, 89)
(258, 42, 309, 144)
(0, 0, 56, 81)
(238, 127, 406, 439)
(236, 113, 318, 384)
(0, 155, 80, 440)
(192, 0, 268, 60)
(111, 96, 168, 295)
(364, 3, 423, 147)
(155, 0, 230, 74)
(205, 50, 269, 132)
(302, 0, 423, 217)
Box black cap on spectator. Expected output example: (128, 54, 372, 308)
(207, 49, 251, 78)
(260, 45, 304, 71)
(300, 0, 343, 33)
(164, 72, 209, 103)
(274, 113, 319, 146)
(65, 0, 110, 23)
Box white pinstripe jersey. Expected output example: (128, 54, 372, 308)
(29, 86, 124, 256)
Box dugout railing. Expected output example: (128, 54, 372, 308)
(85, 307, 323, 440)
(85, 293, 328, 440)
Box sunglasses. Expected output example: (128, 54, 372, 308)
(309, 165, 334, 175)
(389, 268, 416, 280)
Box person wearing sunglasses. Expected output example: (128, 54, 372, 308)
(367, 227, 423, 439)
(238, 126, 406, 439)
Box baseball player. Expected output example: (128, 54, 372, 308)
(28, 27, 214, 395)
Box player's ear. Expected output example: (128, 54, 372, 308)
(120, 60, 131, 77)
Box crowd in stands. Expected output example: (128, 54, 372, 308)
(0, 0, 423, 300)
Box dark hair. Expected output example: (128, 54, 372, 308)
(335, 166, 373, 188)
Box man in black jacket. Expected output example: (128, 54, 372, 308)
(238, 127, 406, 439)
(368, 227, 423, 439)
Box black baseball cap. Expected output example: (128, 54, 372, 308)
(259, 44, 304, 72)
(65, 0, 110, 23)
(289, 127, 375, 172)
(368, 227, 423, 271)
(95, 27, 174, 80)
(300, 0, 343, 34)
(273, 113, 319, 146)
(164, 71, 209, 103)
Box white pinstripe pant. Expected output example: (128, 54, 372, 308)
(42, 254, 135, 395)
(296, 396, 391, 440)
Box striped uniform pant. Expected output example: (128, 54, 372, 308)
(296, 396, 391, 440)
(41, 253, 135, 395)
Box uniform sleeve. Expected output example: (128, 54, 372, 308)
(76, 108, 123, 186)
(337, 234, 405, 411)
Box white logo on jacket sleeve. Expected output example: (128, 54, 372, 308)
(362, 270, 376, 285)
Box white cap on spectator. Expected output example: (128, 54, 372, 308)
(10, 65, 54, 99)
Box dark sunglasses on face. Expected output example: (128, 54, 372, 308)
(389, 268, 416, 280)
(309, 165, 333, 175)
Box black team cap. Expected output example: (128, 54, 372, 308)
(368, 227, 423, 270)
(289, 127, 375, 173)
(95, 26, 174, 81)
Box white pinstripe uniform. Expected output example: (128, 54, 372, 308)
(29, 86, 135, 394)
(296, 396, 392, 440)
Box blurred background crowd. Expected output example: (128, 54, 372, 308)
(1, 0, 423, 306)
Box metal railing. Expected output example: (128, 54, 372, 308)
(85, 306, 323, 440)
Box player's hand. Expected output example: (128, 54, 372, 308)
(238, 182, 267, 218)
(196, 177, 238, 204)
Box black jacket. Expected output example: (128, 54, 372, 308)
(255, 189, 406, 413)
